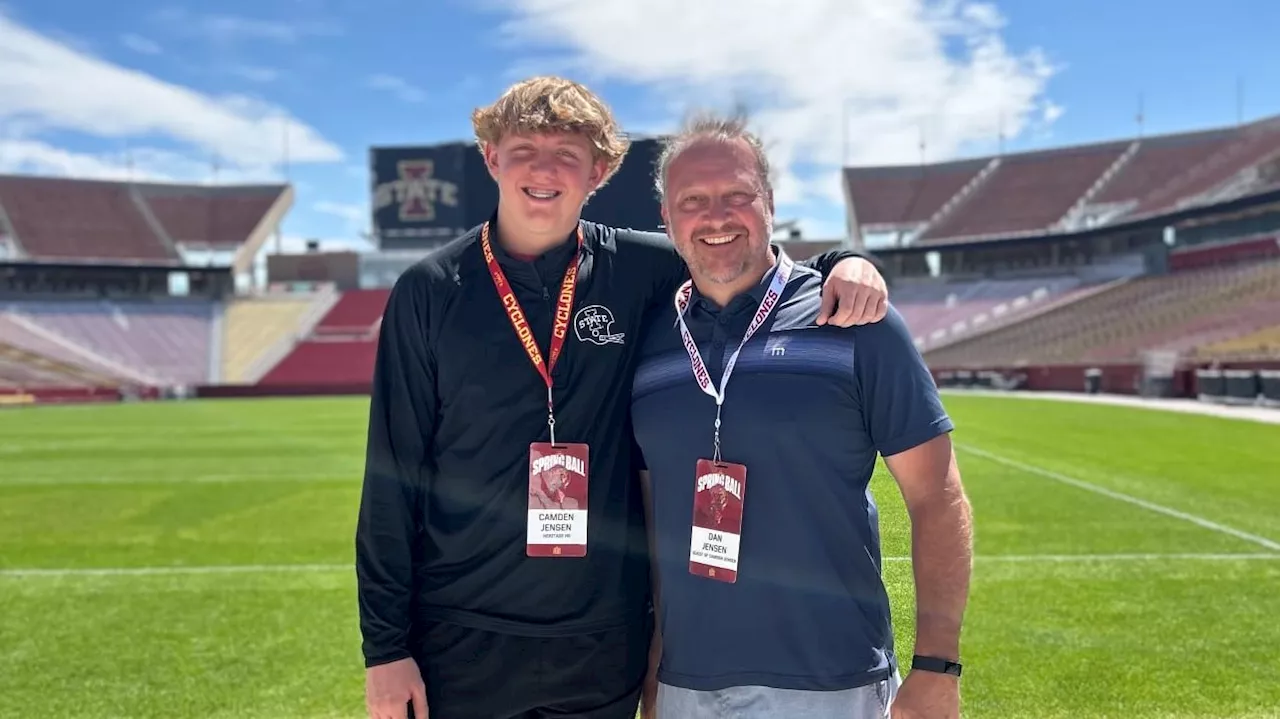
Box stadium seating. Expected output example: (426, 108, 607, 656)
(918, 144, 1129, 242)
(1135, 118, 1280, 216)
(1196, 323, 1280, 360)
(0, 311, 144, 384)
(219, 297, 325, 383)
(923, 258, 1280, 367)
(843, 159, 990, 228)
(254, 289, 388, 386)
(847, 116, 1280, 246)
(0, 174, 289, 263)
(3, 301, 214, 385)
(138, 188, 282, 246)
(0, 343, 109, 388)
(257, 339, 378, 386)
(1087, 130, 1236, 209)
(311, 289, 390, 336)
(0, 176, 176, 262)
(1087, 297, 1280, 361)
(894, 275, 1084, 350)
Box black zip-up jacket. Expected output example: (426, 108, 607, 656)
(354, 216, 877, 667)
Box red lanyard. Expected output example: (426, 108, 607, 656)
(480, 221, 582, 442)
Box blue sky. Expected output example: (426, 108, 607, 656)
(2, 0, 1277, 254)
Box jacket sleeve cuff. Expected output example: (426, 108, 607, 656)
(364, 648, 414, 668)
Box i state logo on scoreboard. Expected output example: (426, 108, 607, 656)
(372, 156, 461, 224)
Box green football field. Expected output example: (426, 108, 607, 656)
(1, 393, 1278, 718)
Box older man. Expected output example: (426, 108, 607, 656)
(630, 113, 974, 719)
(355, 77, 893, 719)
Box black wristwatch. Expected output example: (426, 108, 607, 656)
(912, 655, 963, 677)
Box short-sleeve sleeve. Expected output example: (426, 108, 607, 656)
(853, 304, 955, 457)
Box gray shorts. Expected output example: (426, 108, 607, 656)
(656, 672, 901, 719)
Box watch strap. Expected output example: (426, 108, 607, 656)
(911, 654, 962, 676)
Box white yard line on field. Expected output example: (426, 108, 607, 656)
(886, 553, 1280, 562)
(957, 443, 1280, 552)
(3, 554, 1280, 578)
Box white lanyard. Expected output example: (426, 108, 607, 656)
(673, 252, 794, 461)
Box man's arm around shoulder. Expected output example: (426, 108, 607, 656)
(357, 264, 440, 719)
(803, 248, 890, 327)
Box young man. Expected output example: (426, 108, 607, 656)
(630, 114, 973, 719)
(355, 77, 890, 719)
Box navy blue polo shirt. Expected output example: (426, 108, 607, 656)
(630, 248, 954, 693)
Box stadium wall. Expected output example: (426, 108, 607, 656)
(194, 382, 370, 399)
(869, 187, 1280, 279)
(931, 361, 1280, 397)
(7, 365, 1279, 410)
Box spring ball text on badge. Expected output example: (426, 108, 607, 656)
(696, 472, 742, 500)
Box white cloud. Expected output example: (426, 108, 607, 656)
(0, 137, 284, 185)
(121, 34, 162, 55)
(367, 74, 426, 104)
(495, 0, 1057, 212)
(1043, 100, 1066, 123)
(0, 13, 342, 170)
(314, 199, 370, 235)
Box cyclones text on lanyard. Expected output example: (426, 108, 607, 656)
(674, 251, 794, 462)
(480, 221, 582, 444)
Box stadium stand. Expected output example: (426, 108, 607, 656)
(3, 300, 216, 385)
(0, 310, 153, 385)
(843, 158, 992, 232)
(136, 185, 286, 249)
(894, 275, 1087, 350)
(1084, 129, 1236, 210)
(0, 175, 291, 267)
(310, 289, 390, 335)
(847, 114, 1280, 247)
(923, 257, 1280, 367)
(219, 291, 338, 384)
(257, 339, 378, 386)
(1134, 117, 1280, 216)
(0, 342, 117, 388)
(917, 143, 1130, 242)
(1197, 323, 1280, 360)
(0, 176, 177, 262)
(255, 289, 389, 386)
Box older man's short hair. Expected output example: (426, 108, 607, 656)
(654, 111, 774, 203)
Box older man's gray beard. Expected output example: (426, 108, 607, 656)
(693, 217, 774, 285)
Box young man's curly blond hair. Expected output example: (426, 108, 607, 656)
(471, 76, 631, 191)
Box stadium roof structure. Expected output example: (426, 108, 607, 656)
(844, 114, 1280, 248)
(0, 174, 293, 272)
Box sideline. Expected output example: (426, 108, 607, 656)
(941, 388, 1280, 426)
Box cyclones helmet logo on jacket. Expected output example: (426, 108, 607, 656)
(573, 305, 625, 346)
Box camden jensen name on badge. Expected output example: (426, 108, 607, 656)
(527, 444, 589, 556)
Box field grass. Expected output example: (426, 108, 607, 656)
(1, 393, 1278, 718)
